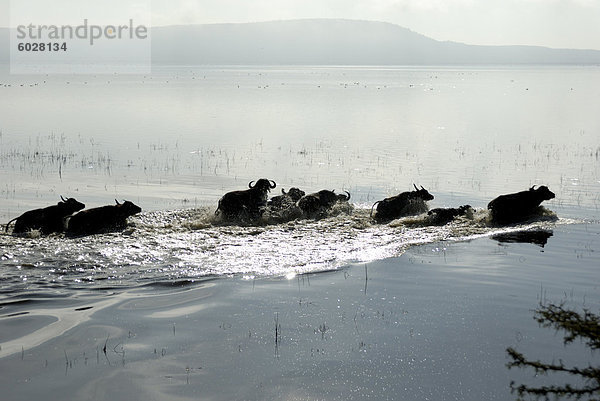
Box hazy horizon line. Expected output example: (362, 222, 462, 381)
(2, 18, 600, 52)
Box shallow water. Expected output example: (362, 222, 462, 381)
(0, 223, 598, 400)
(0, 203, 565, 294)
(1, 65, 599, 400)
(1, 65, 599, 293)
(1, 66, 599, 215)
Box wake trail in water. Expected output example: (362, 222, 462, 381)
(0, 203, 566, 294)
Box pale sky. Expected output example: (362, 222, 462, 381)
(2, 0, 599, 50)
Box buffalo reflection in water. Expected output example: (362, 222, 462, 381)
(491, 229, 553, 248)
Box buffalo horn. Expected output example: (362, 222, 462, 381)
(269, 180, 276, 189)
(344, 191, 351, 200)
(248, 181, 255, 189)
(530, 185, 536, 190)
(61, 195, 67, 202)
(421, 185, 425, 190)
(281, 188, 287, 195)
(370, 201, 381, 217)
(115, 199, 121, 205)
(413, 184, 419, 191)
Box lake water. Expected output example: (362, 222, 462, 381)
(1, 65, 599, 284)
(0, 65, 599, 400)
(1, 66, 599, 213)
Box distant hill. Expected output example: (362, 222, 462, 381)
(2, 19, 600, 66)
(150, 19, 600, 65)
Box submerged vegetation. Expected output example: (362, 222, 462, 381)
(507, 303, 600, 400)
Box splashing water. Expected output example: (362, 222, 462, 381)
(0, 202, 567, 295)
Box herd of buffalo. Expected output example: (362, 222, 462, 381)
(5, 197, 141, 236)
(4, 178, 556, 236)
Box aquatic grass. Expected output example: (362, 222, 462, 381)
(1, 126, 599, 219)
(316, 322, 329, 340)
(274, 312, 282, 359)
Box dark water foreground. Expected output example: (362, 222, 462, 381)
(0, 222, 598, 401)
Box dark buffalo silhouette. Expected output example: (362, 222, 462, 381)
(66, 200, 141, 235)
(216, 178, 276, 221)
(427, 205, 472, 225)
(487, 185, 555, 224)
(268, 187, 305, 209)
(5, 196, 85, 234)
(297, 189, 348, 215)
(371, 185, 434, 222)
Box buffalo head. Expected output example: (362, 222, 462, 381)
(337, 191, 351, 202)
(59, 196, 85, 213)
(249, 179, 277, 192)
(413, 184, 434, 201)
(283, 187, 305, 201)
(530, 185, 555, 201)
(115, 199, 142, 217)
(317, 190, 338, 206)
